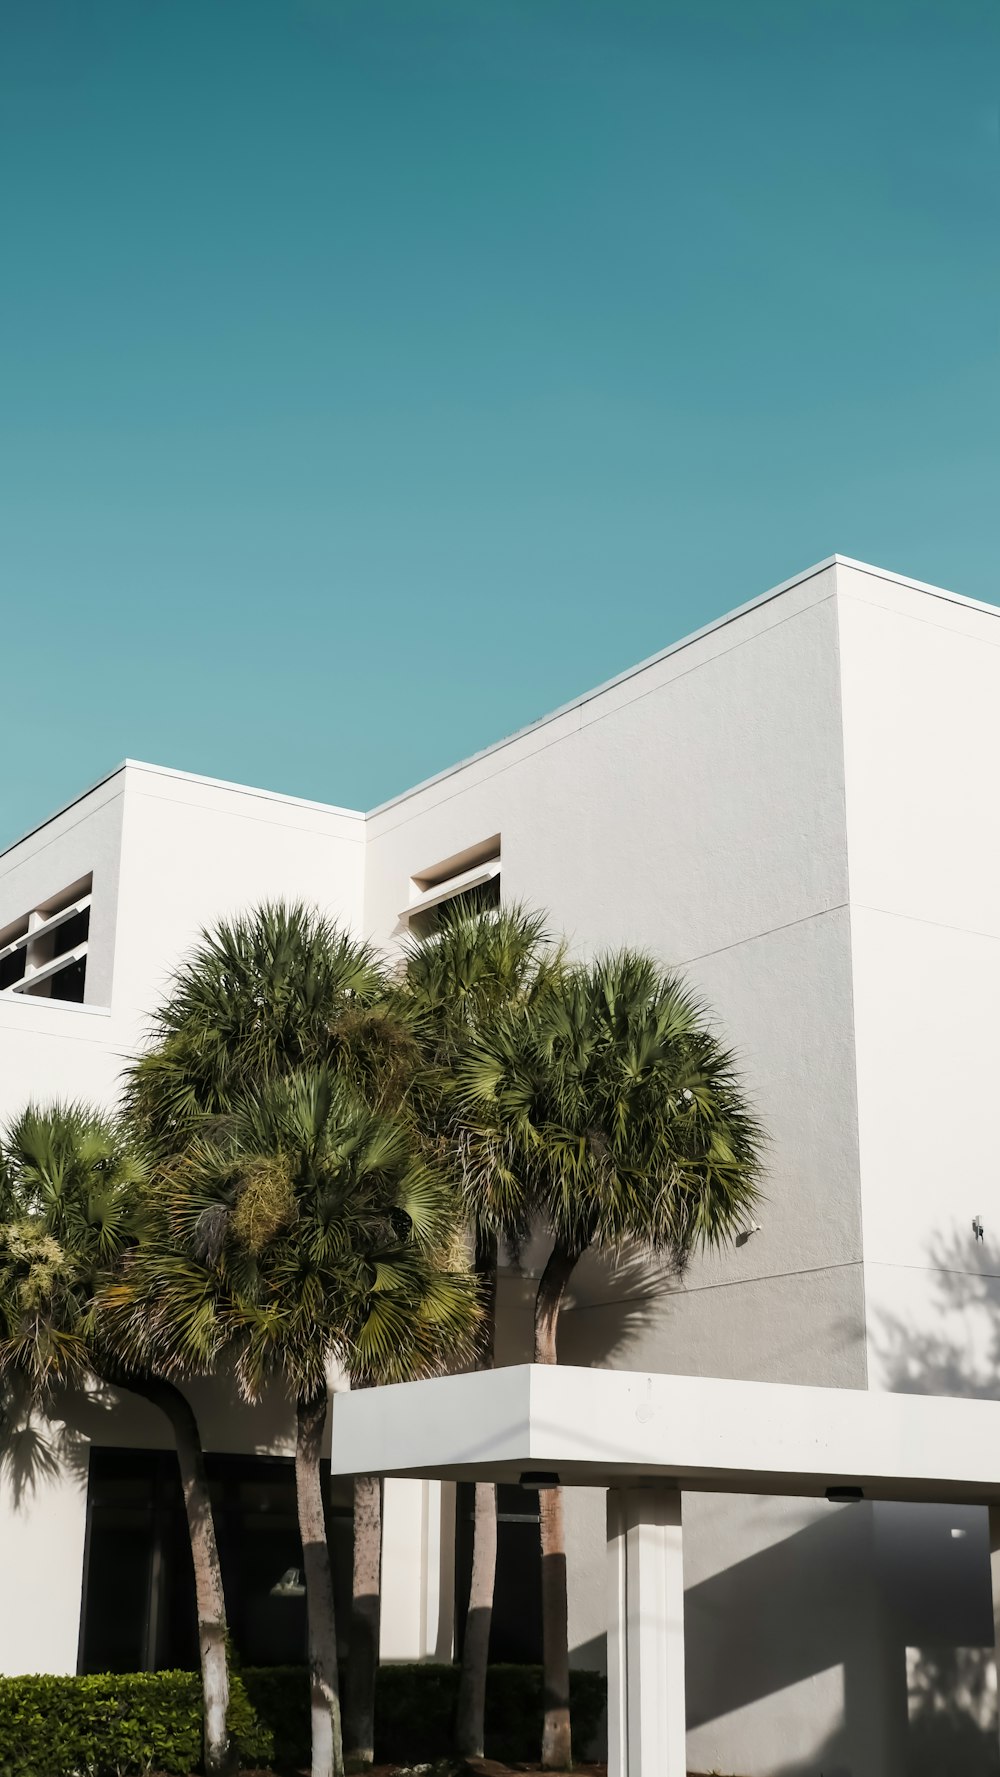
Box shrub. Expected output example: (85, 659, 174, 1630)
(239, 1667, 308, 1768)
(0, 1662, 607, 1774)
(373, 1664, 606, 1764)
(0, 1671, 264, 1777)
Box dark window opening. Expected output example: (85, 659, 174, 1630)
(79, 1448, 353, 1674)
(43, 957, 87, 1003)
(51, 907, 91, 955)
(454, 1482, 542, 1665)
(1, 877, 94, 1004)
(0, 949, 26, 991)
(25, 907, 91, 999)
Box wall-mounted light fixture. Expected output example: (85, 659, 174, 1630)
(825, 1486, 864, 1504)
(519, 1471, 560, 1491)
(270, 1566, 306, 1598)
(736, 1220, 763, 1247)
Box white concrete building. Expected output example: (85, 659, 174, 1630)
(2, 554, 1000, 1775)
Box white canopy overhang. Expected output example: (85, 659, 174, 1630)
(330, 1366, 1000, 1775)
(330, 1363, 1000, 1505)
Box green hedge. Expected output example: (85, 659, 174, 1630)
(0, 1671, 262, 1777)
(0, 1663, 607, 1775)
(375, 1664, 605, 1765)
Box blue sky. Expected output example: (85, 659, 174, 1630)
(2, 0, 997, 846)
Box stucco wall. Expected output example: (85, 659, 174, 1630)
(112, 764, 366, 1058)
(0, 1433, 89, 1677)
(0, 764, 367, 1114)
(836, 567, 1000, 1394)
(366, 566, 863, 1367)
(365, 564, 847, 958)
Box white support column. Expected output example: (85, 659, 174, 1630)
(607, 1487, 686, 1777)
(380, 1477, 452, 1661)
(989, 1505, 1000, 1766)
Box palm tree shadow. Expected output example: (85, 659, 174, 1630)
(770, 1643, 998, 1777)
(0, 1378, 96, 1508)
(556, 1244, 684, 1368)
(904, 1645, 998, 1776)
(869, 1229, 1000, 1400)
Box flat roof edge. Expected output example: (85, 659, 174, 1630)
(833, 555, 1000, 616)
(365, 556, 840, 818)
(0, 762, 130, 862)
(366, 555, 1000, 819)
(120, 759, 365, 822)
(0, 759, 365, 865)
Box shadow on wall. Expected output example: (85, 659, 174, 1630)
(905, 1646, 997, 1777)
(685, 1505, 872, 1733)
(684, 1498, 998, 1777)
(1, 1362, 292, 1512)
(870, 1231, 1000, 1402)
(553, 1244, 688, 1367)
(0, 1376, 94, 1507)
(769, 1646, 997, 1777)
(494, 1242, 678, 1370)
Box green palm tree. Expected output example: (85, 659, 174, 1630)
(129, 900, 415, 1773)
(126, 900, 396, 1152)
(122, 902, 478, 1777)
(401, 902, 559, 1761)
(0, 1104, 236, 1777)
(458, 949, 764, 1768)
(111, 1066, 478, 1777)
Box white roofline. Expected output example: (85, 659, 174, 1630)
(3, 556, 997, 863)
(0, 761, 130, 859)
(831, 553, 1000, 614)
(365, 554, 1000, 818)
(366, 554, 837, 817)
(120, 759, 364, 821)
(0, 759, 365, 862)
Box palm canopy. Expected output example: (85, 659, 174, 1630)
(127, 902, 403, 1151)
(110, 1066, 479, 1403)
(457, 948, 763, 1265)
(402, 902, 556, 1040)
(0, 1103, 145, 1398)
(401, 902, 561, 1243)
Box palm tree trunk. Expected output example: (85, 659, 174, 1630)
(454, 1230, 499, 1759)
(534, 1240, 579, 1771)
(296, 1388, 344, 1777)
(344, 1473, 382, 1767)
(107, 1371, 233, 1776)
(533, 1240, 577, 1367)
(454, 1480, 498, 1757)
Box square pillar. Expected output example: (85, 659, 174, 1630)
(607, 1487, 686, 1777)
(380, 1478, 451, 1660)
